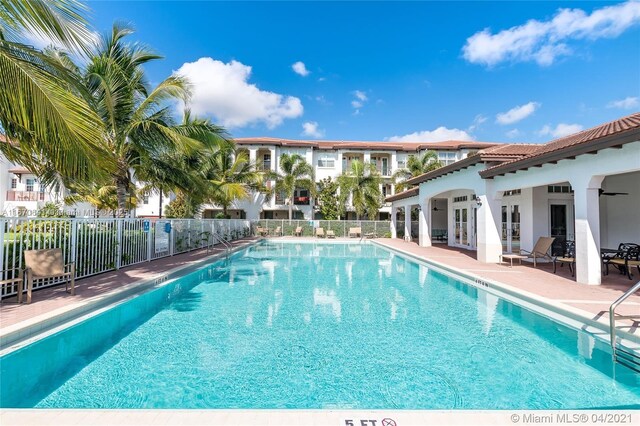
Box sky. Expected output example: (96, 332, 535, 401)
(76, 1, 640, 143)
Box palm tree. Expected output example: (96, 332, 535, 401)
(338, 160, 382, 220)
(64, 182, 137, 217)
(392, 150, 443, 192)
(76, 24, 227, 214)
(0, 0, 106, 182)
(337, 160, 382, 220)
(270, 153, 314, 220)
(203, 146, 264, 218)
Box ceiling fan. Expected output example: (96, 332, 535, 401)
(599, 189, 629, 196)
(433, 200, 440, 211)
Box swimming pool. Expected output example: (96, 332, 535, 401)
(1, 241, 639, 409)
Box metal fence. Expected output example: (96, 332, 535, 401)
(252, 219, 392, 238)
(0, 218, 251, 298)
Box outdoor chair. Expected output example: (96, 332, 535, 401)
(24, 248, 75, 304)
(315, 228, 325, 238)
(348, 227, 361, 238)
(607, 244, 640, 280)
(294, 227, 303, 237)
(553, 240, 576, 277)
(326, 230, 336, 239)
(271, 226, 282, 237)
(0, 268, 23, 304)
(603, 243, 639, 277)
(520, 237, 555, 267)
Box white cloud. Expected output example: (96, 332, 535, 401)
(351, 100, 363, 109)
(468, 114, 488, 132)
(175, 57, 303, 129)
(463, 1, 640, 66)
(354, 90, 368, 102)
(301, 121, 324, 138)
(386, 127, 474, 142)
(496, 102, 540, 125)
(292, 61, 310, 76)
(607, 96, 639, 109)
(350, 90, 369, 114)
(506, 129, 521, 139)
(538, 123, 584, 138)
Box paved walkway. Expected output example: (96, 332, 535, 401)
(0, 238, 259, 329)
(374, 238, 640, 332)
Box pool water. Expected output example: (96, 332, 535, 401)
(2, 242, 639, 409)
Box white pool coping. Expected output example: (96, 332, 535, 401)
(370, 240, 640, 354)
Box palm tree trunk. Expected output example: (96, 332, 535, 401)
(288, 202, 293, 222)
(223, 204, 228, 218)
(158, 192, 163, 218)
(116, 177, 128, 217)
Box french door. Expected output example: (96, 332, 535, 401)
(501, 203, 521, 253)
(549, 201, 575, 256)
(454, 207, 468, 246)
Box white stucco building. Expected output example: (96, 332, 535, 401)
(387, 112, 640, 286)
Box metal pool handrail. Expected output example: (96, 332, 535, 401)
(609, 280, 640, 360)
(211, 233, 232, 256)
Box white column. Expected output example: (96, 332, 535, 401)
(364, 151, 371, 164)
(404, 205, 411, 241)
(391, 206, 398, 238)
(269, 148, 277, 171)
(476, 190, 503, 263)
(249, 148, 257, 163)
(419, 198, 432, 247)
(519, 187, 534, 253)
(391, 152, 397, 175)
(572, 176, 603, 285)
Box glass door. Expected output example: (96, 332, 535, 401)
(454, 207, 469, 246)
(550, 203, 574, 256)
(501, 203, 521, 253)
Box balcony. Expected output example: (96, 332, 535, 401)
(293, 196, 310, 205)
(377, 166, 392, 177)
(6, 190, 46, 201)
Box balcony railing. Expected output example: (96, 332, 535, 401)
(293, 196, 310, 205)
(6, 190, 46, 201)
(377, 167, 392, 176)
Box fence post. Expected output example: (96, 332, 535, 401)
(147, 220, 153, 262)
(0, 218, 5, 276)
(116, 219, 123, 269)
(169, 220, 175, 256)
(70, 219, 78, 271)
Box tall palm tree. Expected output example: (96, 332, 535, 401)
(270, 153, 314, 220)
(392, 150, 443, 192)
(76, 24, 227, 214)
(203, 146, 264, 218)
(0, 0, 106, 181)
(338, 160, 382, 220)
(64, 182, 137, 217)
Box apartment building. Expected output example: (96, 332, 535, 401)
(199, 138, 498, 220)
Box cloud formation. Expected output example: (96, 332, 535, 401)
(386, 127, 474, 142)
(176, 57, 303, 129)
(351, 90, 369, 113)
(292, 61, 310, 76)
(496, 102, 540, 125)
(607, 96, 639, 109)
(539, 123, 584, 138)
(301, 121, 324, 138)
(463, 1, 640, 66)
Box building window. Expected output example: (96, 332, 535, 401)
(143, 195, 149, 204)
(10, 178, 17, 189)
(547, 185, 573, 194)
(397, 159, 406, 169)
(453, 195, 468, 203)
(438, 152, 457, 165)
(39, 186, 45, 201)
(263, 153, 271, 170)
(503, 189, 522, 197)
(317, 156, 335, 168)
(26, 178, 34, 192)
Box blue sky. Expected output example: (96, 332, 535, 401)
(85, 1, 640, 143)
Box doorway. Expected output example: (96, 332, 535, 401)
(549, 201, 574, 256)
(501, 203, 521, 253)
(454, 207, 469, 246)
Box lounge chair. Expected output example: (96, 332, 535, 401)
(348, 227, 361, 238)
(255, 226, 267, 237)
(0, 268, 23, 304)
(271, 226, 282, 237)
(519, 237, 555, 267)
(553, 240, 576, 276)
(24, 248, 75, 304)
(315, 228, 325, 238)
(607, 244, 640, 280)
(294, 226, 303, 237)
(326, 230, 336, 239)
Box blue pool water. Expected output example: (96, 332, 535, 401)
(1, 242, 639, 409)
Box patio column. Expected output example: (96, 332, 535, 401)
(573, 176, 603, 285)
(419, 199, 432, 247)
(476, 191, 503, 263)
(404, 205, 411, 242)
(390, 206, 398, 238)
(249, 148, 257, 163)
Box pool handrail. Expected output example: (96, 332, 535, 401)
(609, 280, 640, 367)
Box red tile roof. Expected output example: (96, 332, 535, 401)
(234, 137, 498, 152)
(481, 112, 640, 178)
